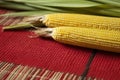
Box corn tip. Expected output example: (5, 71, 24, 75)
(30, 28, 53, 38)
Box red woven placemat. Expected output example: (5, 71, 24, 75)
(87, 51, 120, 80)
(0, 9, 120, 80)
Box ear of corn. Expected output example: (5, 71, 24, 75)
(1, 0, 120, 30)
(3, 13, 120, 31)
(50, 27, 120, 53)
(41, 13, 120, 31)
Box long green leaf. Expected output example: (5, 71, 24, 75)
(0, 11, 56, 16)
(4, 0, 101, 8)
(0, 1, 37, 10)
(95, 0, 120, 7)
(0, 0, 120, 17)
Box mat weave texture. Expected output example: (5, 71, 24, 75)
(0, 9, 120, 80)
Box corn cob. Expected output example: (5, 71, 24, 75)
(30, 13, 120, 31)
(3, 13, 120, 30)
(33, 27, 120, 53)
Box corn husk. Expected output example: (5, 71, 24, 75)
(1, 0, 120, 17)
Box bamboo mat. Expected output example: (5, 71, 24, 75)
(0, 61, 100, 80)
(0, 9, 120, 80)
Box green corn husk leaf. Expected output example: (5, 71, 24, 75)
(95, 0, 120, 7)
(1, 11, 56, 16)
(0, 1, 38, 10)
(1, 0, 120, 30)
(4, 0, 101, 8)
(1, 0, 120, 17)
(3, 23, 32, 30)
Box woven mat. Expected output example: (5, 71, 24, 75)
(0, 9, 120, 80)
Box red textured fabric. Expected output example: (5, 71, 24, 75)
(0, 27, 91, 75)
(1, 9, 120, 79)
(87, 51, 120, 80)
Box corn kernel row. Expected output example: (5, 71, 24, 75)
(51, 27, 120, 53)
(41, 13, 120, 31)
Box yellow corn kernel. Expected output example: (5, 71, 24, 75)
(42, 13, 120, 31)
(51, 27, 120, 53)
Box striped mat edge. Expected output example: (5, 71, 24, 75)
(0, 9, 24, 26)
(0, 61, 103, 80)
